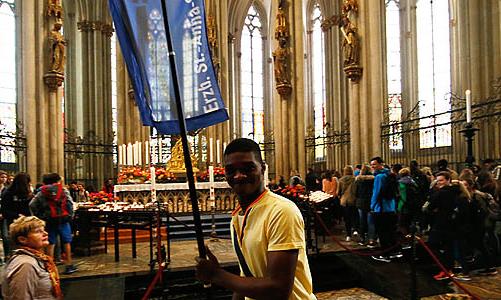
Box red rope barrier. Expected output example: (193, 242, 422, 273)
(415, 237, 480, 300)
(314, 211, 401, 256)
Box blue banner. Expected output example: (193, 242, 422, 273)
(109, 0, 229, 134)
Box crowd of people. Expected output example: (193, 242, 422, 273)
(0, 171, 115, 299)
(270, 158, 501, 282)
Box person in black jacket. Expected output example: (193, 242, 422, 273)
(0, 173, 33, 256)
(354, 165, 374, 246)
(427, 171, 470, 280)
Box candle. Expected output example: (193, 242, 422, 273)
(122, 145, 127, 166)
(138, 142, 142, 165)
(223, 142, 227, 156)
(127, 143, 133, 165)
(209, 137, 214, 163)
(118, 145, 122, 165)
(216, 139, 221, 164)
(145, 141, 150, 165)
(466, 89, 472, 123)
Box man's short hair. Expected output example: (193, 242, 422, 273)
(437, 159, 448, 168)
(436, 171, 451, 181)
(370, 156, 384, 164)
(42, 173, 61, 185)
(9, 216, 45, 246)
(223, 138, 263, 164)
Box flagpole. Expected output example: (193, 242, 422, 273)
(160, 0, 207, 260)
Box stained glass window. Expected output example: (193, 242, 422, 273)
(310, 3, 326, 160)
(385, 0, 403, 150)
(0, 1, 16, 163)
(240, 5, 264, 147)
(417, 0, 451, 148)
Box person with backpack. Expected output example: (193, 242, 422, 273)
(397, 168, 419, 237)
(461, 177, 499, 276)
(369, 157, 400, 262)
(30, 173, 78, 275)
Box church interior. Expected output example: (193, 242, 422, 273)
(0, 0, 500, 299)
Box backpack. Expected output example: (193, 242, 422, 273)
(379, 173, 399, 201)
(40, 184, 72, 222)
(479, 192, 501, 222)
(403, 181, 421, 214)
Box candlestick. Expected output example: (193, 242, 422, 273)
(466, 89, 472, 123)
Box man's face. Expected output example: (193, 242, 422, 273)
(224, 151, 264, 198)
(370, 160, 383, 172)
(436, 175, 450, 189)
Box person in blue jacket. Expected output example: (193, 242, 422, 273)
(370, 157, 401, 262)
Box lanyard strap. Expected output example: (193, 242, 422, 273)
(232, 226, 254, 277)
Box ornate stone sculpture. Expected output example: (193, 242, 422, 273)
(273, 0, 292, 97)
(48, 22, 66, 74)
(339, 0, 362, 82)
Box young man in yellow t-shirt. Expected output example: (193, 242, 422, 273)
(196, 138, 316, 300)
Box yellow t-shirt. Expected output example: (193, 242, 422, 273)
(231, 190, 316, 300)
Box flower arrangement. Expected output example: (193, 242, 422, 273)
(197, 167, 226, 182)
(89, 191, 119, 205)
(153, 167, 177, 183)
(276, 184, 307, 201)
(117, 166, 149, 184)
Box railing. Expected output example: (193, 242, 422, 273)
(64, 129, 116, 190)
(381, 95, 501, 171)
(305, 123, 350, 171)
(0, 125, 27, 173)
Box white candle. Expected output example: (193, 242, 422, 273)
(122, 145, 127, 166)
(145, 141, 150, 165)
(264, 163, 269, 187)
(134, 141, 139, 165)
(209, 137, 214, 163)
(466, 89, 472, 123)
(118, 145, 123, 165)
(209, 165, 215, 183)
(127, 143, 133, 165)
(216, 139, 221, 164)
(138, 142, 142, 165)
(223, 142, 227, 157)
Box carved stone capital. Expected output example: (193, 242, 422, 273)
(44, 72, 65, 92)
(276, 83, 292, 98)
(77, 20, 94, 32)
(343, 64, 363, 83)
(102, 24, 115, 38)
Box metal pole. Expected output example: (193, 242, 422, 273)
(410, 223, 417, 300)
(160, 1, 206, 260)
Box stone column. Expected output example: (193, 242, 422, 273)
(76, 0, 115, 186)
(18, 0, 65, 181)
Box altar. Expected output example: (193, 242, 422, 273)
(114, 181, 237, 213)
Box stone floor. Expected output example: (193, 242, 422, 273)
(1, 223, 500, 299)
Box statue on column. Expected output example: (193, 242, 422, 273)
(49, 22, 66, 74)
(273, 0, 292, 97)
(342, 24, 359, 66)
(339, 0, 362, 82)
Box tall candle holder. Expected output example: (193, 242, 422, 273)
(459, 123, 479, 168)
